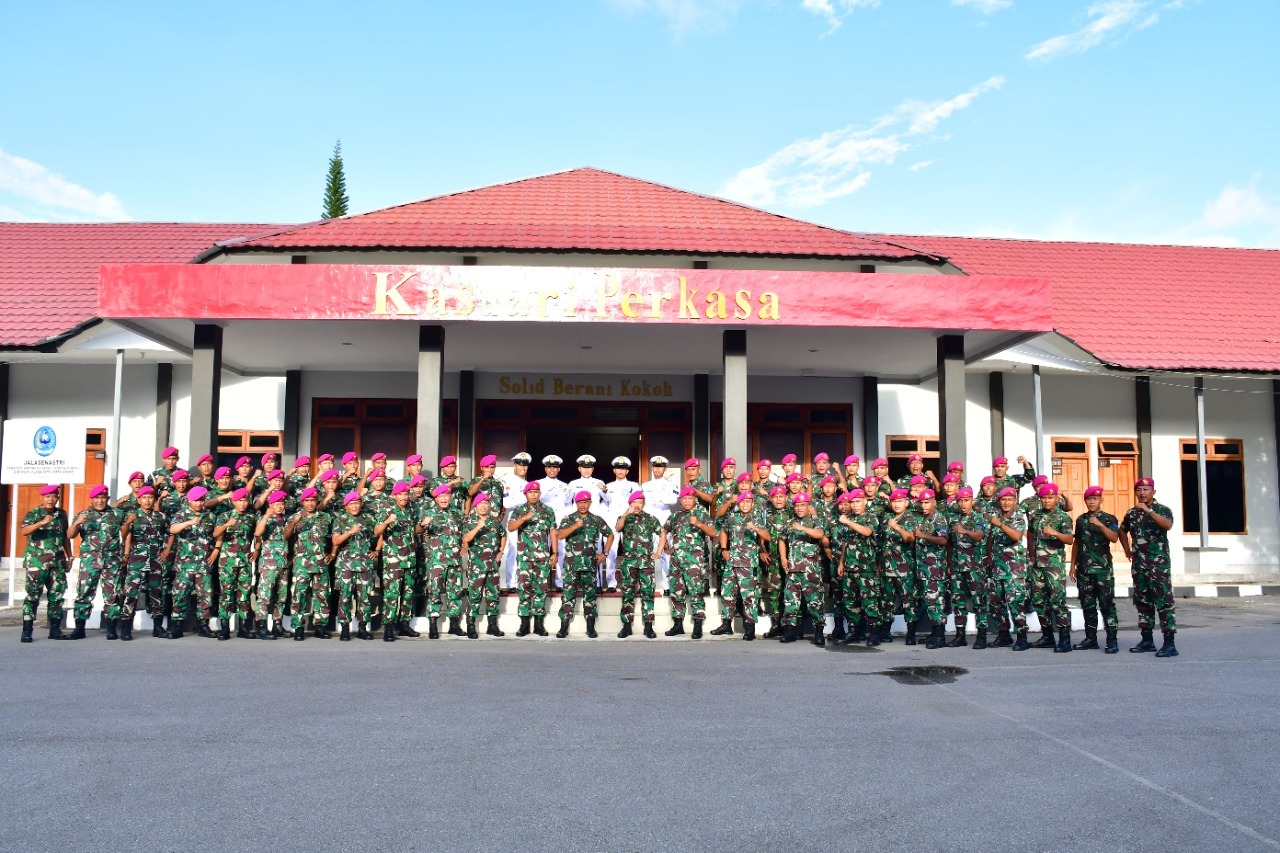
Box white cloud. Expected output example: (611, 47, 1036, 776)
(609, 0, 746, 36)
(1178, 177, 1280, 247)
(721, 76, 1003, 208)
(0, 148, 129, 220)
(951, 0, 1012, 13)
(909, 159, 938, 171)
(1025, 1, 1161, 62)
(799, 0, 879, 33)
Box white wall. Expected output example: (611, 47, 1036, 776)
(169, 366, 287, 448)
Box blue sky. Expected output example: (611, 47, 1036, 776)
(2, 0, 1277, 247)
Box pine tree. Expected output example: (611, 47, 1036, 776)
(321, 140, 349, 219)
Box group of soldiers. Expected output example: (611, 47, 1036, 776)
(16, 445, 1179, 658)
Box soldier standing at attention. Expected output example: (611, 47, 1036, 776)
(114, 471, 146, 514)
(19, 485, 70, 643)
(462, 492, 506, 637)
(417, 484, 465, 639)
(759, 485, 791, 637)
(660, 486, 716, 638)
(947, 486, 989, 649)
(879, 490, 915, 644)
(213, 488, 256, 641)
(1120, 477, 1178, 657)
(537, 455, 572, 520)
(779, 493, 827, 646)
(839, 455, 862, 492)
(404, 453, 424, 483)
(116, 486, 168, 641)
(467, 454, 504, 516)
(332, 491, 377, 642)
(555, 491, 612, 638)
(337, 452, 362, 495)
(65, 485, 123, 640)
(427, 456, 469, 515)
(167, 486, 217, 639)
(713, 491, 769, 640)
(810, 453, 835, 492)
(286, 487, 333, 640)
(191, 453, 215, 487)
(614, 490, 663, 638)
(1030, 483, 1076, 652)
(753, 459, 775, 499)
(601, 457, 640, 590)
(1070, 485, 1120, 653)
(835, 489, 883, 647)
(499, 453, 533, 589)
(251, 491, 289, 640)
(711, 458, 739, 595)
(913, 489, 951, 649)
(285, 457, 311, 496)
(988, 487, 1032, 651)
(375, 481, 418, 641)
(150, 446, 182, 498)
(642, 456, 680, 587)
(508, 481, 557, 637)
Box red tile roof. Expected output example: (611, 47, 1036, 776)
(224, 167, 937, 261)
(873, 234, 1280, 373)
(0, 223, 278, 347)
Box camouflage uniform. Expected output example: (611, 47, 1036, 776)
(512, 502, 557, 618)
(720, 508, 763, 623)
(21, 507, 69, 624)
(914, 510, 950, 625)
(71, 507, 125, 623)
(994, 463, 1036, 496)
(468, 475, 505, 518)
(169, 503, 217, 623)
(837, 511, 883, 629)
(335, 512, 377, 625)
(988, 512, 1030, 634)
(557, 511, 610, 624)
(782, 518, 824, 629)
(419, 505, 464, 619)
(662, 504, 711, 622)
(378, 504, 418, 624)
(879, 511, 916, 624)
(285, 470, 312, 497)
(1120, 502, 1176, 634)
(254, 512, 291, 626)
(948, 509, 989, 632)
(289, 509, 333, 629)
(425, 476, 469, 515)
(216, 510, 257, 626)
(760, 503, 792, 620)
(150, 466, 181, 498)
(116, 508, 168, 623)
(711, 477, 736, 592)
(616, 510, 662, 625)
(1074, 510, 1120, 633)
(464, 509, 505, 619)
(1029, 505, 1074, 632)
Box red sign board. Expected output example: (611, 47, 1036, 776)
(99, 263, 1052, 331)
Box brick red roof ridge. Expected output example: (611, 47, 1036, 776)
(875, 231, 1280, 255)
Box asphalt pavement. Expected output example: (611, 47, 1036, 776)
(2, 597, 1279, 852)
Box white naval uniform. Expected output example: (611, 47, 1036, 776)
(602, 477, 640, 587)
(642, 474, 681, 588)
(499, 471, 528, 588)
(537, 476, 573, 583)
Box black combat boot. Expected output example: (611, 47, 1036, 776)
(169, 619, 184, 639)
(1010, 630, 1030, 651)
(1032, 628, 1055, 649)
(665, 619, 685, 637)
(428, 617, 440, 639)
(488, 616, 505, 637)
(880, 622, 894, 643)
(812, 625, 825, 647)
(66, 619, 86, 640)
(516, 616, 531, 637)
(257, 621, 275, 640)
(1154, 631, 1178, 658)
(905, 622, 918, 646)
(384, 623, 396, 642)
(119, 619, 133, 641)
(293, 624, 305, 641)
(586, 616, 598, 638)
(556, 618, 571, 639)
(710, 620, 734, 636)
(533, 616, 548, 637)
(742, 620, 756, 641)
(947, 628, 967, 648)
(339, 623, 350, 641)
(356, 622, 371, 640)
(198, 619, 213, 638)
(20, 620, 34, 643)
(971, 629, 988, 650)
(152, 619, 166, 638)
(448, 616, 464, 636)
(829, 617, 846, 643)
(48, 616, 64, 640)
(1104, 628, 1118, 654)
(617, 620, 633, 639)
(1073, 627, 1099, 650)
(315, 622, 332, 639)
(106, 618, 119, 640)
(780, 624, 797, 644)
(218, 619, 231, 640)
(850, 619, 866, 643)
(466, 617, 478, 639)
(1130, 629, 1156, 653)
(992, 628, 1013, 648)
(1054, 628, 1071, 653)
(237, 616, 252, 639)
(400, 621, 420, 638)
(762, 619, 781, 639)
(643, 621, 656, 639)
(360, 622, 375, 640)
(925, 624, 945, 649)
(691, 617, 704, 639)
(272, 621, 286, 639)
(866, 622, 882, 647)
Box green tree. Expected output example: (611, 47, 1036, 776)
(321, 140, 349, 219)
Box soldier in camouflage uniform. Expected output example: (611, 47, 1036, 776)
(115, 487, 168, 641)
(1027, 483, 1076, 652)
(709, 458, 738, 596)
(462, 493, 506, 636)
(660, 486, 716, 638)
(712, 491, 769, 640)
(66, 485, 124, 639)
(150, 446, 182, 499)
(835, 489, 884, 647)
(203, 467, 236, 522)
(426, 455, 469, 516)
(912, 489, 951, 649)
(879, 490, 915, 643)
(555, 492, 612, 638)
(467, 454, 505, 518)
(285, 456, 312, 497)
(947, 486, 989, 648)
(779, 493, 827, 646)
(285, 487, 333, 640)
(1070, 485, 1120, 653)
(991, 455, 1036, 496)
(373, 481, 420, 641)
(251, 490, 290, 640)
(213, 488, 257, 640)
(1120, 477, 1178, 657)
(19, 485, 71, 643)
(614, 491, 662, 638)
(333, 491, 377, 641)
(114, 471, 146, 515)
(168, 486, 218, 639)
(759, 485, 791, 637)
(418, 484, 466, 638)
(508, 481, 557, 637)
(988, 488, 1032, 650)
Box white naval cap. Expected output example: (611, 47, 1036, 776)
(576, 454, 596, 466)
(649, 456, 669, 466)
(542, 454, 563, 466)
(512, 452, 532, 464)
(612, 456, 632, 468)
